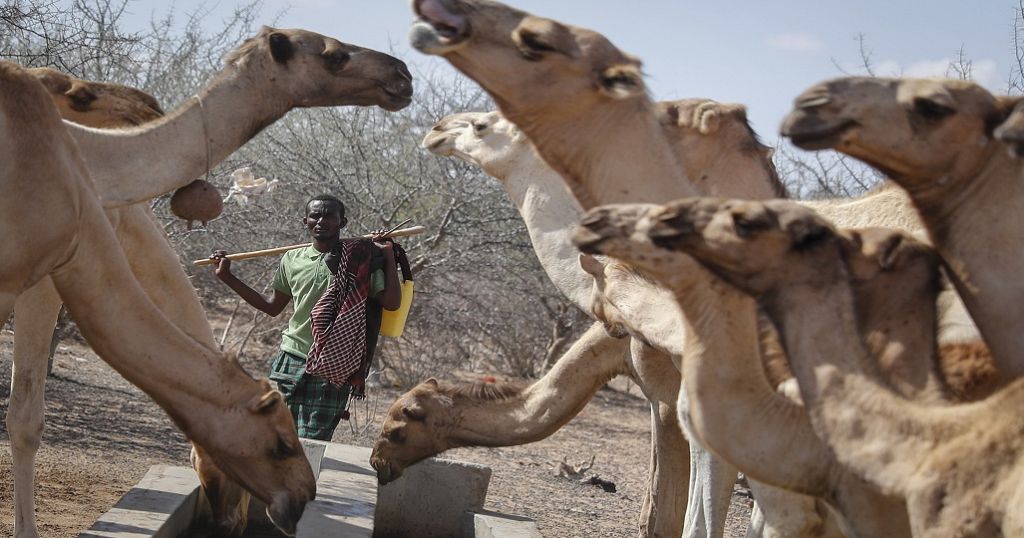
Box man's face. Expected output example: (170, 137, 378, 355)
(303, 200, 346, 241)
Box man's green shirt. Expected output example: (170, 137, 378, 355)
(272, 245, 384, 359)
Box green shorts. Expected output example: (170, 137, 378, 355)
(268, 351, 351, 441)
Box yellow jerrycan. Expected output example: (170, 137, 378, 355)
(380, 242, 414, 338)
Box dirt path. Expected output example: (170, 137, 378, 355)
(0, 327, 751, 537)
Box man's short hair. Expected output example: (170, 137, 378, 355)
(306, 194, 346, 218)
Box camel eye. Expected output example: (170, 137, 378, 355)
(913, 97, 955, 121)
(473, 121, 489, 133)
(271, 436, 297, 459)
(516, 30, 557, 61)
(324, 51, 350, 70)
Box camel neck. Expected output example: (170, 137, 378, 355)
(500, 150, 593, 311)
(68, 65, 291, 208)
(909, 154, 1024, 377)
(765, 277, 957, 496)
(674, 274, 836, 495)
(444, 323, 628, 447)
(512, 98, 697, 209)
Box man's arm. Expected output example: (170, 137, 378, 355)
(375, 243, 402, 311)
(211, 252, 291, 317)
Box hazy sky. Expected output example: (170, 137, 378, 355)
(118, 0, 1017, 142)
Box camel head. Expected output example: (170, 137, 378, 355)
(370, 377, 523, 485)
(370, 378, 451, 485)
(227, 26, 413, 111)
(410, 0, 645, 121)
(841, 227, 941, 296)
(781, 76, 1018, 191)
(658, 99, 784, 197)
(578, 198, 844, 298)
(197, 376, 316, 536)
(573, 204, 693, 345)
(994, 100, 1024, 158)
(28, 67, 163, 127)
(421, 110, 529, 177)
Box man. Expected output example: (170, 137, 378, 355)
(212, 194, 401, 440)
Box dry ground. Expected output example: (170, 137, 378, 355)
(0, 324, 751, 537)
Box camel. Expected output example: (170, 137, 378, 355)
(601, 197, 1024, 537)
(781, 76, 1024, 377)
(407, 3, 975, 536)
(9, 30, 413, 535)
(0, 61, 318, 535)
(574, 224, 910, 537)
(65, 26, 413, 209)
(415, 105, 829, 537)
(7, 69, 257, 538)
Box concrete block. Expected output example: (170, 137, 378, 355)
(469, 510, 543, 538)
(373, 458, 492, 538)
(79, 465, 200, 538)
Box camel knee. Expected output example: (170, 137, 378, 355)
(7, 394, 44, 452)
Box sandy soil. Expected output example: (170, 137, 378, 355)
(0, 326, 751, 537)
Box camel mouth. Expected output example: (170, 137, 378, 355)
(380, 85, 414, 111)
(781, 115, 858, 151)
(421, 131, 453, 153)
(410, 0, 470, 53)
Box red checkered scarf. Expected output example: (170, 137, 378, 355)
(305, 239, 374, 398)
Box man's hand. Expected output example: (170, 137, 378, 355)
(210, 250, 232, 279)
(373, 240, 396, 260)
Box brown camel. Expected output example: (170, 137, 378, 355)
(0, 62, 315, 535)
(66, 26, 413, 208)
(10, 30, 413, 534)
(573, 216, 910, 537)
(413, 104, 825, 537)
(782, 76, 1024, 377)
(607, 197, 1024, 537)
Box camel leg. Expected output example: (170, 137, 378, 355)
(638, 400, 689, 538)
(8, 281, 62, 538)
(676, 387, 735, 538)
(746, 480, 845, 538)
(682, 441, 736, 538)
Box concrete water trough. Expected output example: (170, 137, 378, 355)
(79, 442, 541, 537)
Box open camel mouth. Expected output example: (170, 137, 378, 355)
(410, 0, 470, 53)
(781, 115, 858, 151)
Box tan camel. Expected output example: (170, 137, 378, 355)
(782, 76, 1024, 377)
(7, 69, 258, 538)
(65, 26, 413, 208)
(614, 197, 1024, 537)
(573, 230, 910, 537)
(417, 105, 829, 537)
(9, 30, 413, 536)
(408, 4, 975, 536)
(0, 61, 317, 535)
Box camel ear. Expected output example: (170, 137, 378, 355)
(423, 377, 439, 388)
(598, 63, 645, 100)
(402, 405, 426, 421)
(65, 82, 97, 111)
(578, 253, 605, 277)
(268, 31, 294, 64)
(513, 17, 579, 61)
(694, 102, 723, 135)
(249, 390, 284, 414)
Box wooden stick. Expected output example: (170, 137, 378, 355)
(193, 225, 426, 266)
